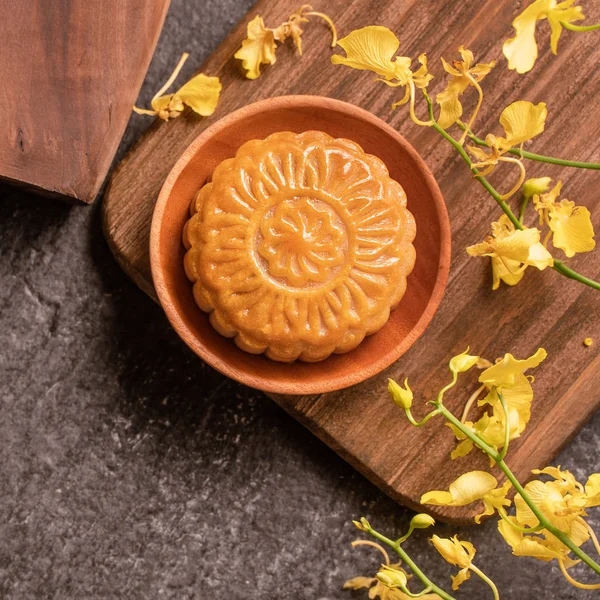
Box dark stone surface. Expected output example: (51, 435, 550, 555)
(1, 1, 599, 598)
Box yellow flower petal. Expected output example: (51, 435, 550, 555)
(449, 349, 480, 373)
(514, 536, 568, 562)
(420, 490, 454, 505)
(234, 16, 277, 80)
(343, 576, 376, 590)
(493, 228, 553, 269)
(497, 101, 548, 149)
(515, 480, 570, 531)
(465, 144, 493, 163)
(547, 3, 585, 54)
(174, 74, 222, 117)
(480, 373, 534, 435)
(451, 568, 471, 591)
(503, 0, 554, 74)
(422, 471, 498, 507)
(479, 349, 547, 388)
(450, 438, 474, 460)
(548, 200, 596, 258)
(413, 53, 434, 89)
(490, 255, 525, 290)
(436, 84, 464, 129)
(431, 535, 475, 569)
(497, 515, 523, 549)
(585, 474, 600, 507)
(331, 26, 405, 81)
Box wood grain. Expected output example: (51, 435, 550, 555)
(102, 0, 600, 522)
(0, 0, 170, 203)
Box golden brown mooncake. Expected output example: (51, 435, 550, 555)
(183, 130, 416, 363)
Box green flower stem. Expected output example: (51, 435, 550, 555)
(518, 196, 529, 223)
(561, 21, 600, 32)
(436, 403, 500, 460)
(457, 122, 600, 170)
(399, 584, 434, 598)
(405, 407, 441, 427)
(435, 402, 600, 577)
(498, 507, 544, 533)
(364, 525, 457, 600)
(423, 91, 600, 291)
(423, 93, 521, 229)
(470, 565, 500, 600)
(553, 260, 600, 290)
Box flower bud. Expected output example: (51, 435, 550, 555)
(410, 513, 436, 529)
(522, 176, 552, 199)
(449, 349, 480, 373)
(353, 517, 371, 532)
(388, 378, 413, 409)
(376, 566, 408, 588)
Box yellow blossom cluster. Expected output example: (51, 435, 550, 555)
(446, 348, 547, 458)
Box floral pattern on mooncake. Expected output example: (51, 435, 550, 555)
(183, 131, 416, 362)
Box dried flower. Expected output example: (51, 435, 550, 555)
(235, 5, 337, 79)
(133, 53, 221, 121)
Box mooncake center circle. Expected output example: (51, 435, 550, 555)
(256, 196, 348, 289)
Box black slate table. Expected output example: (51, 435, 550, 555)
(0, 1, 598, 598)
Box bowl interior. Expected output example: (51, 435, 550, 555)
(151, 96, 450, 395)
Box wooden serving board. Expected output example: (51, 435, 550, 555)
(0, 0, 170, 203)
(103, 0, 600, 522)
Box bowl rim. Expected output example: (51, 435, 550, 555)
(150, 95, 451, 394)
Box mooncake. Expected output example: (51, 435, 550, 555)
(183, 131, 416, 362)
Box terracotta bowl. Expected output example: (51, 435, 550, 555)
(150, 96, 450, 395)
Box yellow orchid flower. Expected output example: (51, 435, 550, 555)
(431, 535, 476, 590)
(479, 348, 547, 388)
(503, 0, 585, 74)
(467, 101, 547, 197)
(422, 471, 511, 524)
(436, 46, 496, 132)
(467, 214, 554, 289)
(450, 349, 546, 459)
(235, 6, 336, 79)
(498, 514, 588, 569)
(515, 482, 586, 535)
(331, 26, 433, 126)
(133, 53, 221, 121)
(449, 410, 522, 461)
(533, 181, 596, 258)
